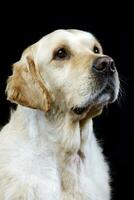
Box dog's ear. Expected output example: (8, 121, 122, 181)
(6, 47, 51, 112)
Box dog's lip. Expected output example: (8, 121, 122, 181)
(71, 83, 116, 115)
(71, 106, 89, 115)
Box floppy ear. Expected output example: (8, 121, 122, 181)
(6, 51, 51, 112)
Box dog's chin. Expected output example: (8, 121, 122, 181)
(71, 87, 118, 117)
(71, 94, 108, 116)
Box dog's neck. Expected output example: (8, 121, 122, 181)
(11, 105, 93, 156)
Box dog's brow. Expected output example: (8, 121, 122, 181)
(53, 43, 71, 54)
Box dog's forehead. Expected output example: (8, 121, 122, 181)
(39, 29, 100, 48)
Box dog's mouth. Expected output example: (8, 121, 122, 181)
(71, 81, 118, 116)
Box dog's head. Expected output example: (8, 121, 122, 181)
(6, 29, 119, 119)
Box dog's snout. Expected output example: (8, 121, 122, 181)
(92, 56, 116, 73)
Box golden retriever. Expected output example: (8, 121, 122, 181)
(0, 29, 119, 200)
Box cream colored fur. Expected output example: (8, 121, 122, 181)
(0, 29, 119, 200)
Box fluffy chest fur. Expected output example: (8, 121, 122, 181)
(0, 107, 110, 200)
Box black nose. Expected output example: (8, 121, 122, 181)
(92, 56, 116, 73)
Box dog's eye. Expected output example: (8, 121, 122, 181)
(54, 48, 68, 60)
(93, 46, 100, 54)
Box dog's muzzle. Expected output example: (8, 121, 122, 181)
(72, 56, 119, 116)
(92, 56, 118, 102)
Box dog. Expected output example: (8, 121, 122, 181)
(0, 29, 119, 200)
